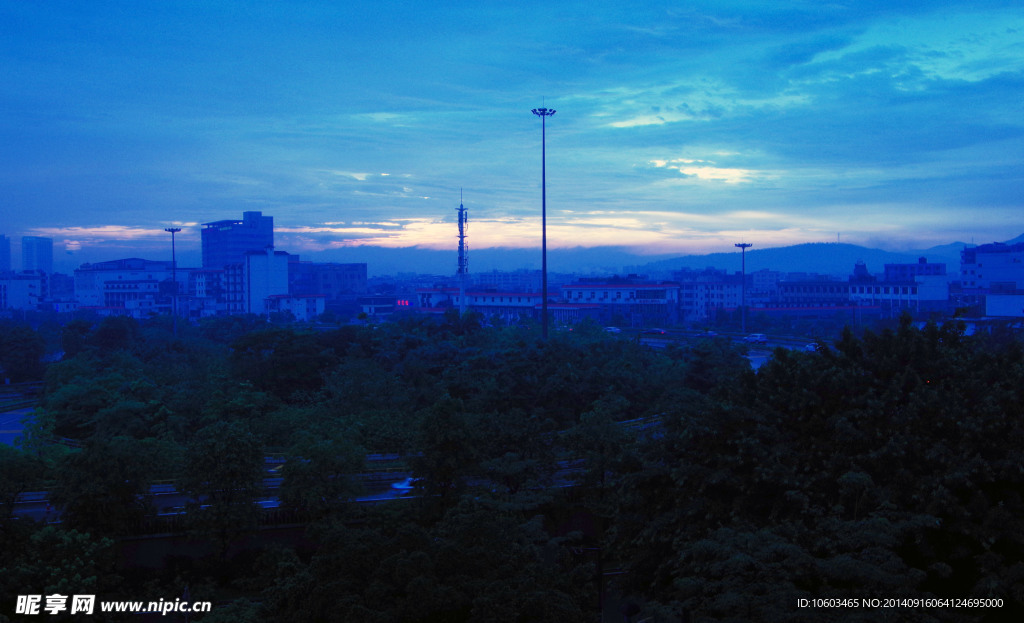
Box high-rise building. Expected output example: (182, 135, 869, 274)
(220, 249, 290, 314)
(201, 211, 274, 270)
(0, 235, 11, 272)
(22, 236, 53, 274)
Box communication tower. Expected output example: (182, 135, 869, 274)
(457, 191, 468, 313)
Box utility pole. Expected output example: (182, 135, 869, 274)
(531, 106, 555, 339)
(735, 242, 752, 333)
(165, 227, 181, 337)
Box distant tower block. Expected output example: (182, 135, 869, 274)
(735, 242, 753, 333)
(22, 236, 53, 274)
(457, 191, 469, 314)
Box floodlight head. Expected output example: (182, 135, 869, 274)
(164, 227, 181, 234)
(532, 107, 556, 117)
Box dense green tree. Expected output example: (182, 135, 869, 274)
(279, 430, 365, 520)
(42, 351, 151, 439)
(59, 318, 93, 358)
(319, 358, 417, 453)
(613, 320, 1024, 621)
(565, 395, 638, 513)
(90, 315, 140, 352)
(412, 396, 480, 505)
(0, 321, 46, 381)
(10, 310, 1023, 621)
(257, 501, 593, 623)
(0, 445, 45, 535)
(229, 328, 338, 400)
(181, 421, 265, 556)
(51, 436, 178, 536)
(680, 335, 751, 398)
(0, 527, 121, 622)
(197, 314, 269, 344)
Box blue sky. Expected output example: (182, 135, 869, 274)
(2, 0, 1023, 272)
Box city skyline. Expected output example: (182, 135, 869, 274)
(2, 1, 1022, 272)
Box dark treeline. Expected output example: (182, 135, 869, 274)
(0, 312, 1021, 622)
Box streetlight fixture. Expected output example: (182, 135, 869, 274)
(165, 227, 181, 337)
(735, 242, 752, 333)
(531, 106, 555, 339)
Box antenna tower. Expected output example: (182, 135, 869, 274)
(457, 190, 469, 313)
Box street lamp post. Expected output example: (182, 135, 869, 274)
(735, 242, 752, 333)
(165, 227, 181, 337)
(531, 106, 555, 339)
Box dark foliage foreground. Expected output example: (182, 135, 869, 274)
(0, 314, 1021, 622)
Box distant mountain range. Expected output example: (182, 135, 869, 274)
(118, 234, 1005, 279)
(629, 241, 969, 279)
(313, 236, 1013, 278)
(632, 235, 1024, 278)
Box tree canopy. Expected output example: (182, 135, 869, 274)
(1, 313, 1021, 621)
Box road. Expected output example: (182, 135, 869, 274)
(0, 407, 32, 446)
(10, 471, 417, 523)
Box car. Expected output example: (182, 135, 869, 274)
(643, 328, 667, 335)
(604, 327, 621, 333)
(391, 477, 419, 491)
(804, 342, 819, 352)
(743, 333, 768, 344)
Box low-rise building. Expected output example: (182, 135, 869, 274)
(985, 294, 1024, 318)
(561, 277, 679, 327)
(0, 273, 43, 310)
(673, 269, 742, 323)
(288, 259, 367, 313)
(73, 258, 186, 318)
(266, 294, 326, 322)
(417, 287, 545, 324)
(960, 242, 1024, 293)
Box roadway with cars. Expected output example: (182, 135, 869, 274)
(625, 327, 815, 368)
(10, 469, 418, 524)
(0, 408, 32, 446)
(0, 382, 43, 446)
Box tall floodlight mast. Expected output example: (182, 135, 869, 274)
(735, 242, 752, 333)
(531, 106, 555, 339)
(457, 190, 469, 314)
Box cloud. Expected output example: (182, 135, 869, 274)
(3, 2, 1023, 262)
(352, 112, 414, 125)
(326, 171, 372, 181)
(649, 158, 764, 184)
(606, 111, 700, 128)
(26, 225, 186, 241)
